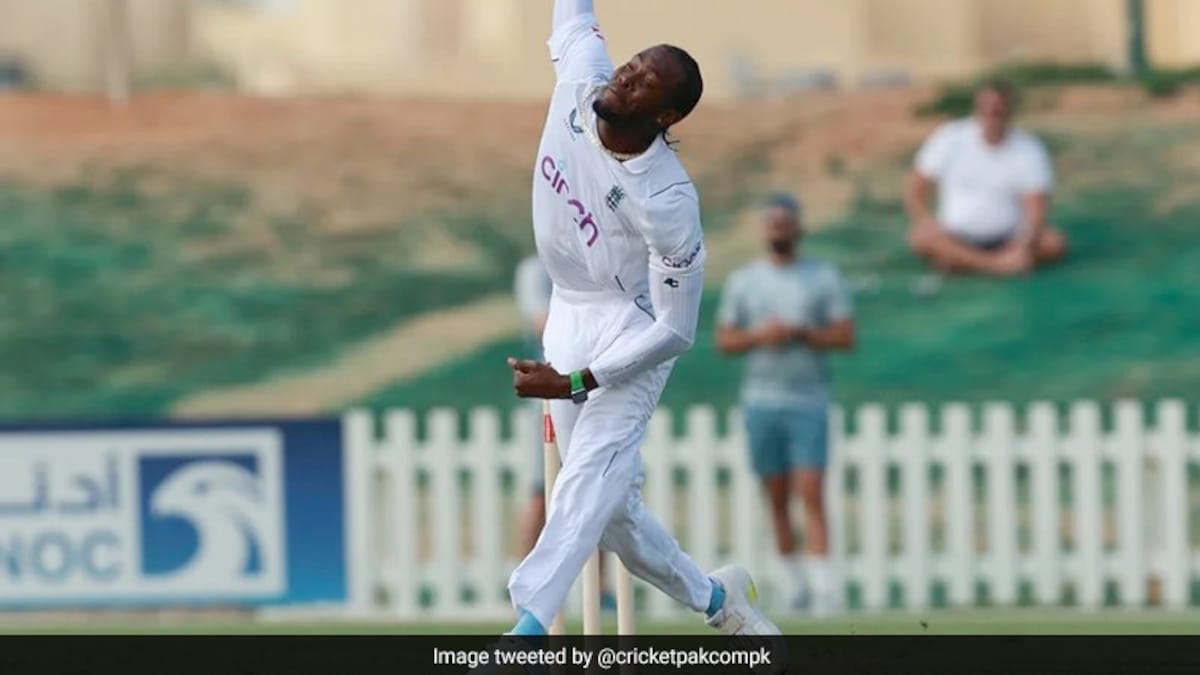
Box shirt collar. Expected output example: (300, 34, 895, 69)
(619, 134, 667, 175)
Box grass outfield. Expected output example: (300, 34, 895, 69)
(4, 609, 1200, 635)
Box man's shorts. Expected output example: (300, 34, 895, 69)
(743, 403, 830, 478)
(953, 230, 1015, 251)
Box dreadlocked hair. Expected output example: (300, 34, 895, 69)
(658, 44, 703, 151)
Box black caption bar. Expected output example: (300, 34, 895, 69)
(1, 636, 1199, 675)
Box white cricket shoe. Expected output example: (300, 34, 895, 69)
(707, 566, 788, 675)
(705, 565, 782, 636)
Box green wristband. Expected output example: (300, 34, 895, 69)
(569, 370, 589, 403)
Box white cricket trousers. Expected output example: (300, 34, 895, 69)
(507, 287, 713, 629)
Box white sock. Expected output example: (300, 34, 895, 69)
(806, 556, 834, 597)
(786, 553, 807, 598)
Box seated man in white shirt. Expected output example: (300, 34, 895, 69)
(905, 80, 1067, 276)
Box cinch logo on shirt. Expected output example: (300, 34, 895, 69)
(541, 155, 600, 247)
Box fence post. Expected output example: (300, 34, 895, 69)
(1069, 401, 1104, 608)
(468, 407, 505, 614)
(859, 405, 888, 610)
(827, 405, 848, 605)
(343, 409, 377, 615)
(898, 403, 930, 610)
(943, 404, 974, 606)
(1158, 400, 1189, 608)
(1029, 402, 1060, 605)
(1114, 400, 1146, 607)
(984, 403, 1018, 606)
(381, 410, 418, 617)
(686, 406, 720, 574)
(427, 409, 462, 616)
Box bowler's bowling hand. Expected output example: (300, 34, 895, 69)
(508, 357, 570, 399)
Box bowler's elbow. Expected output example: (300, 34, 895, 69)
(656, 322, 695, 362)
(673, 332, 695, 358)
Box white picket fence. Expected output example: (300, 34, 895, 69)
(341, 399, 1199, 620)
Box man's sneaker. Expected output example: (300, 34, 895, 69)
(810, 588, 842, 618)
(707, 566, 788, 674)
(705, 565, 782, 636)
(790, 587, 810, 612)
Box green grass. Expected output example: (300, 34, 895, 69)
(7, 609, 1200, 635)
(0, 171, 509, 420)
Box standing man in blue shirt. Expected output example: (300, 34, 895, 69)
(716, 193, 856, 616)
